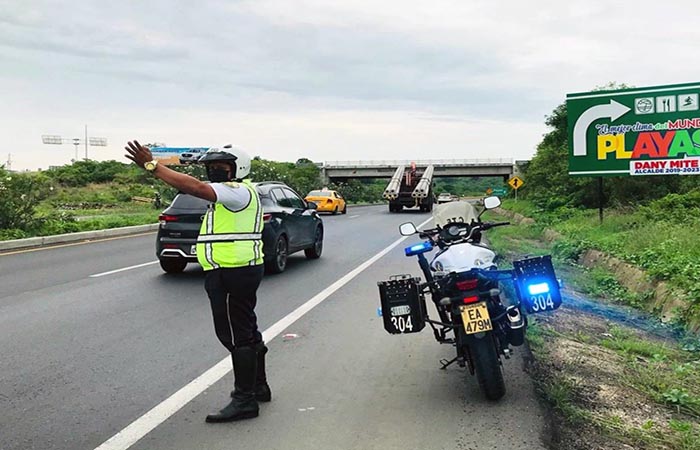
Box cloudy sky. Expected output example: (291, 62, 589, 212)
(2, 0, 699, 170)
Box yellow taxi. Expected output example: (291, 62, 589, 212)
(305, 189, 347, 214)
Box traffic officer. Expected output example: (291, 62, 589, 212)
(125, 141, 271, 423)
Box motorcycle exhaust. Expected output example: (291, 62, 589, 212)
(506, 306, 525, 347)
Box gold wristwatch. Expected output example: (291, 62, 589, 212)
(144, 160, 158, 172)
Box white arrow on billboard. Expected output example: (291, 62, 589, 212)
(572, 100, 631, 156)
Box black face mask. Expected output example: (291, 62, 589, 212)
(206, 167, 230, 183)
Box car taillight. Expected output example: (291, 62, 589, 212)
(462, 295, 479, 304)
(456, 279, 478, 290)
(163, 243, 179, 249)
(263, 213, 272, 223)
(158, 214, 179, 224)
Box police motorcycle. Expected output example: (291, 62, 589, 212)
(377, 196, 561, 400)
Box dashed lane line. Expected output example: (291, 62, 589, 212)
(89, 261, 159, 277)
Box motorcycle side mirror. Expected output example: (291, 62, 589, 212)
(399, 222, 418, 236)
(483, 196, 501, 210)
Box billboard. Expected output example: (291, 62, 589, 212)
(567, 82, 700, 176)
(150, 147, 209, 165)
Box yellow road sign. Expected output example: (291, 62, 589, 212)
(486, 188, 493, 195)
(508, 176, 524, 190)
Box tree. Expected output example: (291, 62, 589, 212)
(0, 166, 49, 232)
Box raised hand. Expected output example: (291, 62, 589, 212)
(124, 140, 154, 168)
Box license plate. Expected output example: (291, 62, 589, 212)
(190, 245, 197, 255)
(390, 305, 411, 316)
(460, 302, 492, 334)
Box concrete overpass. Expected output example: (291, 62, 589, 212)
(320, 159, 516, 184)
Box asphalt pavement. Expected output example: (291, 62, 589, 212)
(0, 205, 548, 450)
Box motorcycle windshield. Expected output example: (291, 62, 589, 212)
(432, 201, 479, 227)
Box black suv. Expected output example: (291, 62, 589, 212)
(156, 182, 324, 274)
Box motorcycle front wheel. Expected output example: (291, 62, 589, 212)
(467, 334, 506, 401)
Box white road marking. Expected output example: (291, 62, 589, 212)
(93, 217, 432, 450)
(348, 215, 360, 219)
(89, 261, 159, 278)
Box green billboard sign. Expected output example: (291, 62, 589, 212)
(567, 82, 700, 177)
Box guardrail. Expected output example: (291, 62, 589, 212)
(0, 224, 160, 252)
(323, 159, 514, 168)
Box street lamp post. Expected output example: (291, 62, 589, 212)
(72, 138, 80, 161)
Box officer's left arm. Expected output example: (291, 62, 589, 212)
(125, 140, 216, 202)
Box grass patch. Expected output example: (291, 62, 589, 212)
(499, 199, 700, 323)
(542, 377, 592, 425)
(493, 202, 700, 449)
(481, 210, 550, 262)
(0, 184, 163, 241)
(500, 199, 542, 217)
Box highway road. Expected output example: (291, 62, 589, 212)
(0, 205, 548, 450)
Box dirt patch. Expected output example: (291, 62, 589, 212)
(529, 296, 699, 450)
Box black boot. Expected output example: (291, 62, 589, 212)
(231, 343, 271, 402)
(255, 343, 272, 402)
(206, 347, 259, 423)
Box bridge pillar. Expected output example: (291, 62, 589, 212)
(320, 167, 330, 187)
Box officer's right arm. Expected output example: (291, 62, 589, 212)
(151, 165, 216, 202)
(125, 140, 217, 202)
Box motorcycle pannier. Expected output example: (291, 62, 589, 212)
(512, 255, 562, 314)
(378, 275, 426, 334)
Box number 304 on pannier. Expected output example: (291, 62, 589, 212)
(512, 255, 562, 314)
(377, 275, 426, 334)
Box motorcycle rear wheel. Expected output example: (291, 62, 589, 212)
(468, 334, 506, 400)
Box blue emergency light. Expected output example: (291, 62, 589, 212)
(527, 282, 550, 296)
(404, 241, 433, 257)
(512, 255, 562, 314)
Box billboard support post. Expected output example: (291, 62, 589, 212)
(598, 177, 604, 224)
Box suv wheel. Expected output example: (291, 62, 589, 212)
(304, 226, 323, 259)
(160, 258, 187, 273)
(266, 234, 288, 274)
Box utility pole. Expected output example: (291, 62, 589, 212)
(6, 153, 11, 171)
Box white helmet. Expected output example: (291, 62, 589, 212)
(199, 144, 251, 179)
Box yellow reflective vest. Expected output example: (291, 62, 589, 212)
(196, 181, 264, 270)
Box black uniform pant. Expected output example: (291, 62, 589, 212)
(204, 265, 264, 351)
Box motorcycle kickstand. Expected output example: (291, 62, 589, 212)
(439, 356, 459, 370)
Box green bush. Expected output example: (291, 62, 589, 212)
(0, 228, 28, 240)
(639, 189, 700, 223)
(0, 167, 51, 231)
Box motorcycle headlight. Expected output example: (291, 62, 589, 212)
(447, 225, 460, 236)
